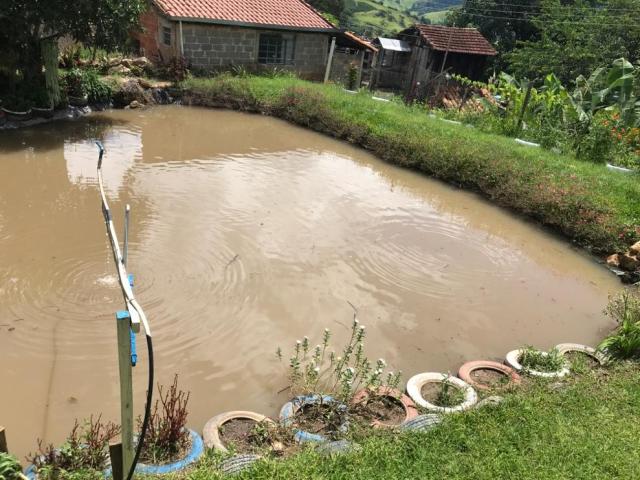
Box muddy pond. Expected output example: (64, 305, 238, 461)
(0, 106, 619, 458)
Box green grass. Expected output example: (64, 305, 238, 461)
(180, 75, 640, 253)
(142, 363, 640, 479)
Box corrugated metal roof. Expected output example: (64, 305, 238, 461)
(153, 0, 335, 30)
(377, 38, 411, 52)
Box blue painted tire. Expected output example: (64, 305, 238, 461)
(101, 429, 204, 477)
(279, 395, 348, 443)
(131, 429, 204, 475)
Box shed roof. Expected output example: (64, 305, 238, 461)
(340, 31, 378, 52)
(377, 37, 411, 52)
(413, 25, 496, 56)
(153, 0, 336, 31)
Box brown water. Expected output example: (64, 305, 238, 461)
(0, 106, 619, 459)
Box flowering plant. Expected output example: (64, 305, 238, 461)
(276, 314, 401, 404)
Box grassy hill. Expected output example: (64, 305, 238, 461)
(344, 0, 419, 36)
(341, 0, 459, 36)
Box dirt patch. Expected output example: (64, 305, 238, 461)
(219, 418, 263, 454)
(421, 381, 465, 408)
(351, 395, 406, 426)
(470, 368, 511, 388)
(293, 403, 346, 438)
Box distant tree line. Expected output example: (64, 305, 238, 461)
(449, 0, 640, 84)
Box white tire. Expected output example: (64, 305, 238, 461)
(203, 411, 274, 452)
(555, 343, 608, 365)
(505, 349, 570, 378)
(406, 372, 477, 413)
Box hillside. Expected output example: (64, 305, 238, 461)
(340, 0, 459, 36)
(343, 0, 419, 36)
(381, 0, 462, 15)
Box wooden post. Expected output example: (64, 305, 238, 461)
(324, 36, 336, 84)
(0, 426, 7, 453)
(109, 441, 124, 480)
(116, 310, 134, 477)
(178, 21, 184, 57)
(356, 49, 365, 89)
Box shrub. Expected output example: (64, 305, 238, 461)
(140, 375, 191, 464)
(599, 290, 640, 359)
(61, 68, 112, 103)
(28, 416, 119, 479)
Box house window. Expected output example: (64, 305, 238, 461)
(162, 26, 172, 46)
(258, 33, 295, 65)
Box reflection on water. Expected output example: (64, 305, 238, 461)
(0, 106, 619, 459)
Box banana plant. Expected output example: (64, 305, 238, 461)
(570, 58, 640, 127)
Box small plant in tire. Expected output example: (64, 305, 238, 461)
(519, 346, 565, 373)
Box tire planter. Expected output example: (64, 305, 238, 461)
(1, 107, 32, 122)
(406, 373, 478, 413)
(219, 454, 261, 475)
(555, 343, 608, 366)
(32, 106, 54, 119)
(279, 395, 348, 443)
(203, 410, 275, 453)
(458, 360, 522, 391)
(400, 414, 442, 432)
(68, 95, 89, 107)
(100, 429, 204, 477)
(351, 386, 418, 428)
(505, 349, 570, 378)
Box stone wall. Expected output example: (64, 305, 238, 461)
(181, 24, 329, 81)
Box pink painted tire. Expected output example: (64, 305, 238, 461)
(458, 360, 521, 391)
(351, 386, 418, 428)
(203, 411, 274, 453)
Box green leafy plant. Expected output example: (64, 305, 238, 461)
(0, 452, 22, 480)
(519, 346, 566, 373)
(599, 290, 640, 359)
(436, 374, 466, 407)
(28, 416, 119, 479)
(139, 374, 191, 464)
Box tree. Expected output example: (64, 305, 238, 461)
(0, 0, 146, 97)
(448, 0, 541, 72)
(506, 0, 640, 84)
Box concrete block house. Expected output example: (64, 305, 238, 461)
(136, 0, 339, 80)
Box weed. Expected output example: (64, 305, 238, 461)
(519, 346, 566, 373)
(436, 375, 466, 407)
(599, 289, 640, 359)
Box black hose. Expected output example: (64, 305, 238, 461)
(126, 335, 154, 480)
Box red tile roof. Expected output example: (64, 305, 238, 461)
(153, 0, 336, 30)
(415, 25, 496, 56)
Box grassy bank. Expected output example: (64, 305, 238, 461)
(181, 75, 640, 255)
(143, 363, 640, 479)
